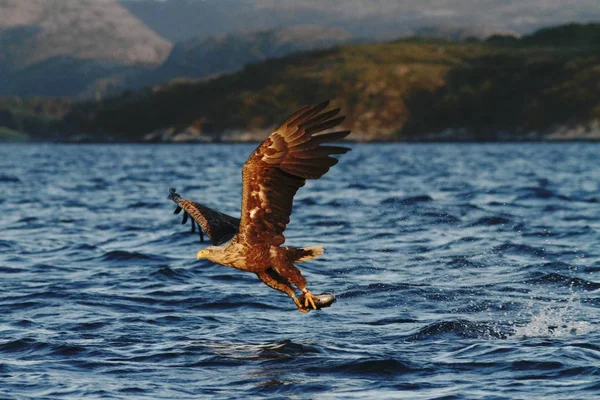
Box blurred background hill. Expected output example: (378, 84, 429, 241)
(1, 0, 600, 142)
(120, 0, 600, 42)
(0, 0, 171, 97)
(136, 25, 354, 88)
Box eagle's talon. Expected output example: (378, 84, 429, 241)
(293, 296, 309, 313)
(303, 291, 318, 310)
(170, 103, 349, 315)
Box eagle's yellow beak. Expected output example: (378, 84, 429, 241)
(196, 249, 206, 260)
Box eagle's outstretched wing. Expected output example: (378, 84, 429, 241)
(236, 101, 350, 246)
(168, 188, 240, 245)
(173, 203, 203, 241)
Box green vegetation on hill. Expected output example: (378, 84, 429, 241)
(64, 35, 600, 142)
(4, 22, 600, 142)
(139, 26, 353, 87)
(0, 127, 29, 142)
(523, 22, 600, 47)
(0, 97, 71, 140)
(119, 0, 600, 43)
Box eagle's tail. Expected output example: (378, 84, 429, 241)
(290, 245, 324, 263)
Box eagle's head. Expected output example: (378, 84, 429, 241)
(196, 246, 226, 263)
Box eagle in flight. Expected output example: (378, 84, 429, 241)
(169, 101, 350, 312)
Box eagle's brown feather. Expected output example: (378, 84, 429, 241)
(192, 101, 350, 312)
(237, 101, 350, 247)
(169, 189, 240, 246)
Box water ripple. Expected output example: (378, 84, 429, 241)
(0, 143, 598, 399)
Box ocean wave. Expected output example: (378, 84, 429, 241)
(341, 283, 419, 299)
(470, 216, 511, 226)
(100, 250, 171, 263)
(128, 201, 164, 209)
(0, 338, 86, 357)
(256, 340, 321, 357)
(381, 195, 433, 206)
(201, 299, 279, 311)
(2, 143, 600, 399)
(0, 239, 17, 249)
(362, 316, 418, 326)
(445, 256, 486, 268)
(422, 211, 461, 224)
(0, 175, 20, 183)
(149, 267, 193, 281)
(0, 266, 25, 274)
(309, 358, 418, 375)
(406, 320, 507, 340)
(493, 242, 548, 256)
(525, 273, 600, 290)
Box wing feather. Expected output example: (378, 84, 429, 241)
(298, 108, 341, 128)
(168, 189, 240, 245)
(290, 146, 350, 158)
(237, 102, 351, 246)
(286, 101, 329, 126)
(294, 131, 351, 151)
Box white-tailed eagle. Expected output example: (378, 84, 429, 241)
(169, 101, 350, 312)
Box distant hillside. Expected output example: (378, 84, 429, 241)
(4, 22, 600, 143)
(0, 97, 71, 141)
(522, 22, 600, 46)
(0, 0, 172, 97)
(137, 25, 353, 86)
(120, 0, 600, 42)
(0, 1, 352, 98)
(60, 35, 600, 142)
(487, 22, 600, 47)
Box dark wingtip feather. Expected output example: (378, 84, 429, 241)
(281, 105, 310, 125)
(287, 101, 331, 127)
(298, 108, 341, 129)
(305, 116, 346, 136)
(313, 100, 330, 110)
(295, 130, 351, 151)
(327, 146, 351, 154)
(168, 188, 177, 198)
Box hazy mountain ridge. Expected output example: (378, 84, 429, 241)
(120, 0, 600, 42)
(0, 0, 355, 97)
(2, 19, 600, 143)
(53, 25, 600, 143)
(137, 25, 353, 87)
(0, 0, 172, 96)
(5, 0, 599, 98)
(0, 0, 171, 68)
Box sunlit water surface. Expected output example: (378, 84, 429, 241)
(1, 143, 599, 399)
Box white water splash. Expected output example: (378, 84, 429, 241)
(511, 294, 595, 338)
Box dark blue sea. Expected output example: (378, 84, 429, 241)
(1, 143, 599, 399)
